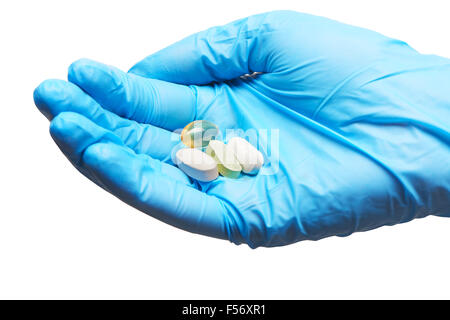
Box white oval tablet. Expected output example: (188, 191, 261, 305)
(175, 148, 218, 182)
(227, 137, 264, 174)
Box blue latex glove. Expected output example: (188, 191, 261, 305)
(34, 11, 450, 248)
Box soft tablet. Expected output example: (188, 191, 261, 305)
(175, 148, 219, 182)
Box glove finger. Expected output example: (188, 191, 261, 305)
(49, 111, 191, 186)
(34, 79, 180, 163)
(82, 141, 230, 241)
(49, 112, 228, 239)
(128, 12, 274, 85)
(68, 59, 196, 130)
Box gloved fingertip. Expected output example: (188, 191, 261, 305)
(127, 61, 146, 77)
(49, 111, 81, 139)
(82, 142, 138, 189)
(83, 142, 119, 168)
(68, 58, 123, 95)
(34, 79, 70, 120)
(50, 111, 124, 166)
(67, 58, 98, 81)
(128, 55, 164, 78)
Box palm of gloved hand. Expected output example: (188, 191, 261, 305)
(34, 11, 450, 247)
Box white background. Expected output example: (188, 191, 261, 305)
(0, 0, 449, 299)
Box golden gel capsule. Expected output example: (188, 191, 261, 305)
(206, 140, 242, 179)
(181, 120, 219, 148)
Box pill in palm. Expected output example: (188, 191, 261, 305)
(181, 120, 219, 148)
(227, 137, 264, 174)
(175, 148, 219, 182)
(206, 140, 242, 179)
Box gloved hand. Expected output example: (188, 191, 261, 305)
(34, 10, 450, 248)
